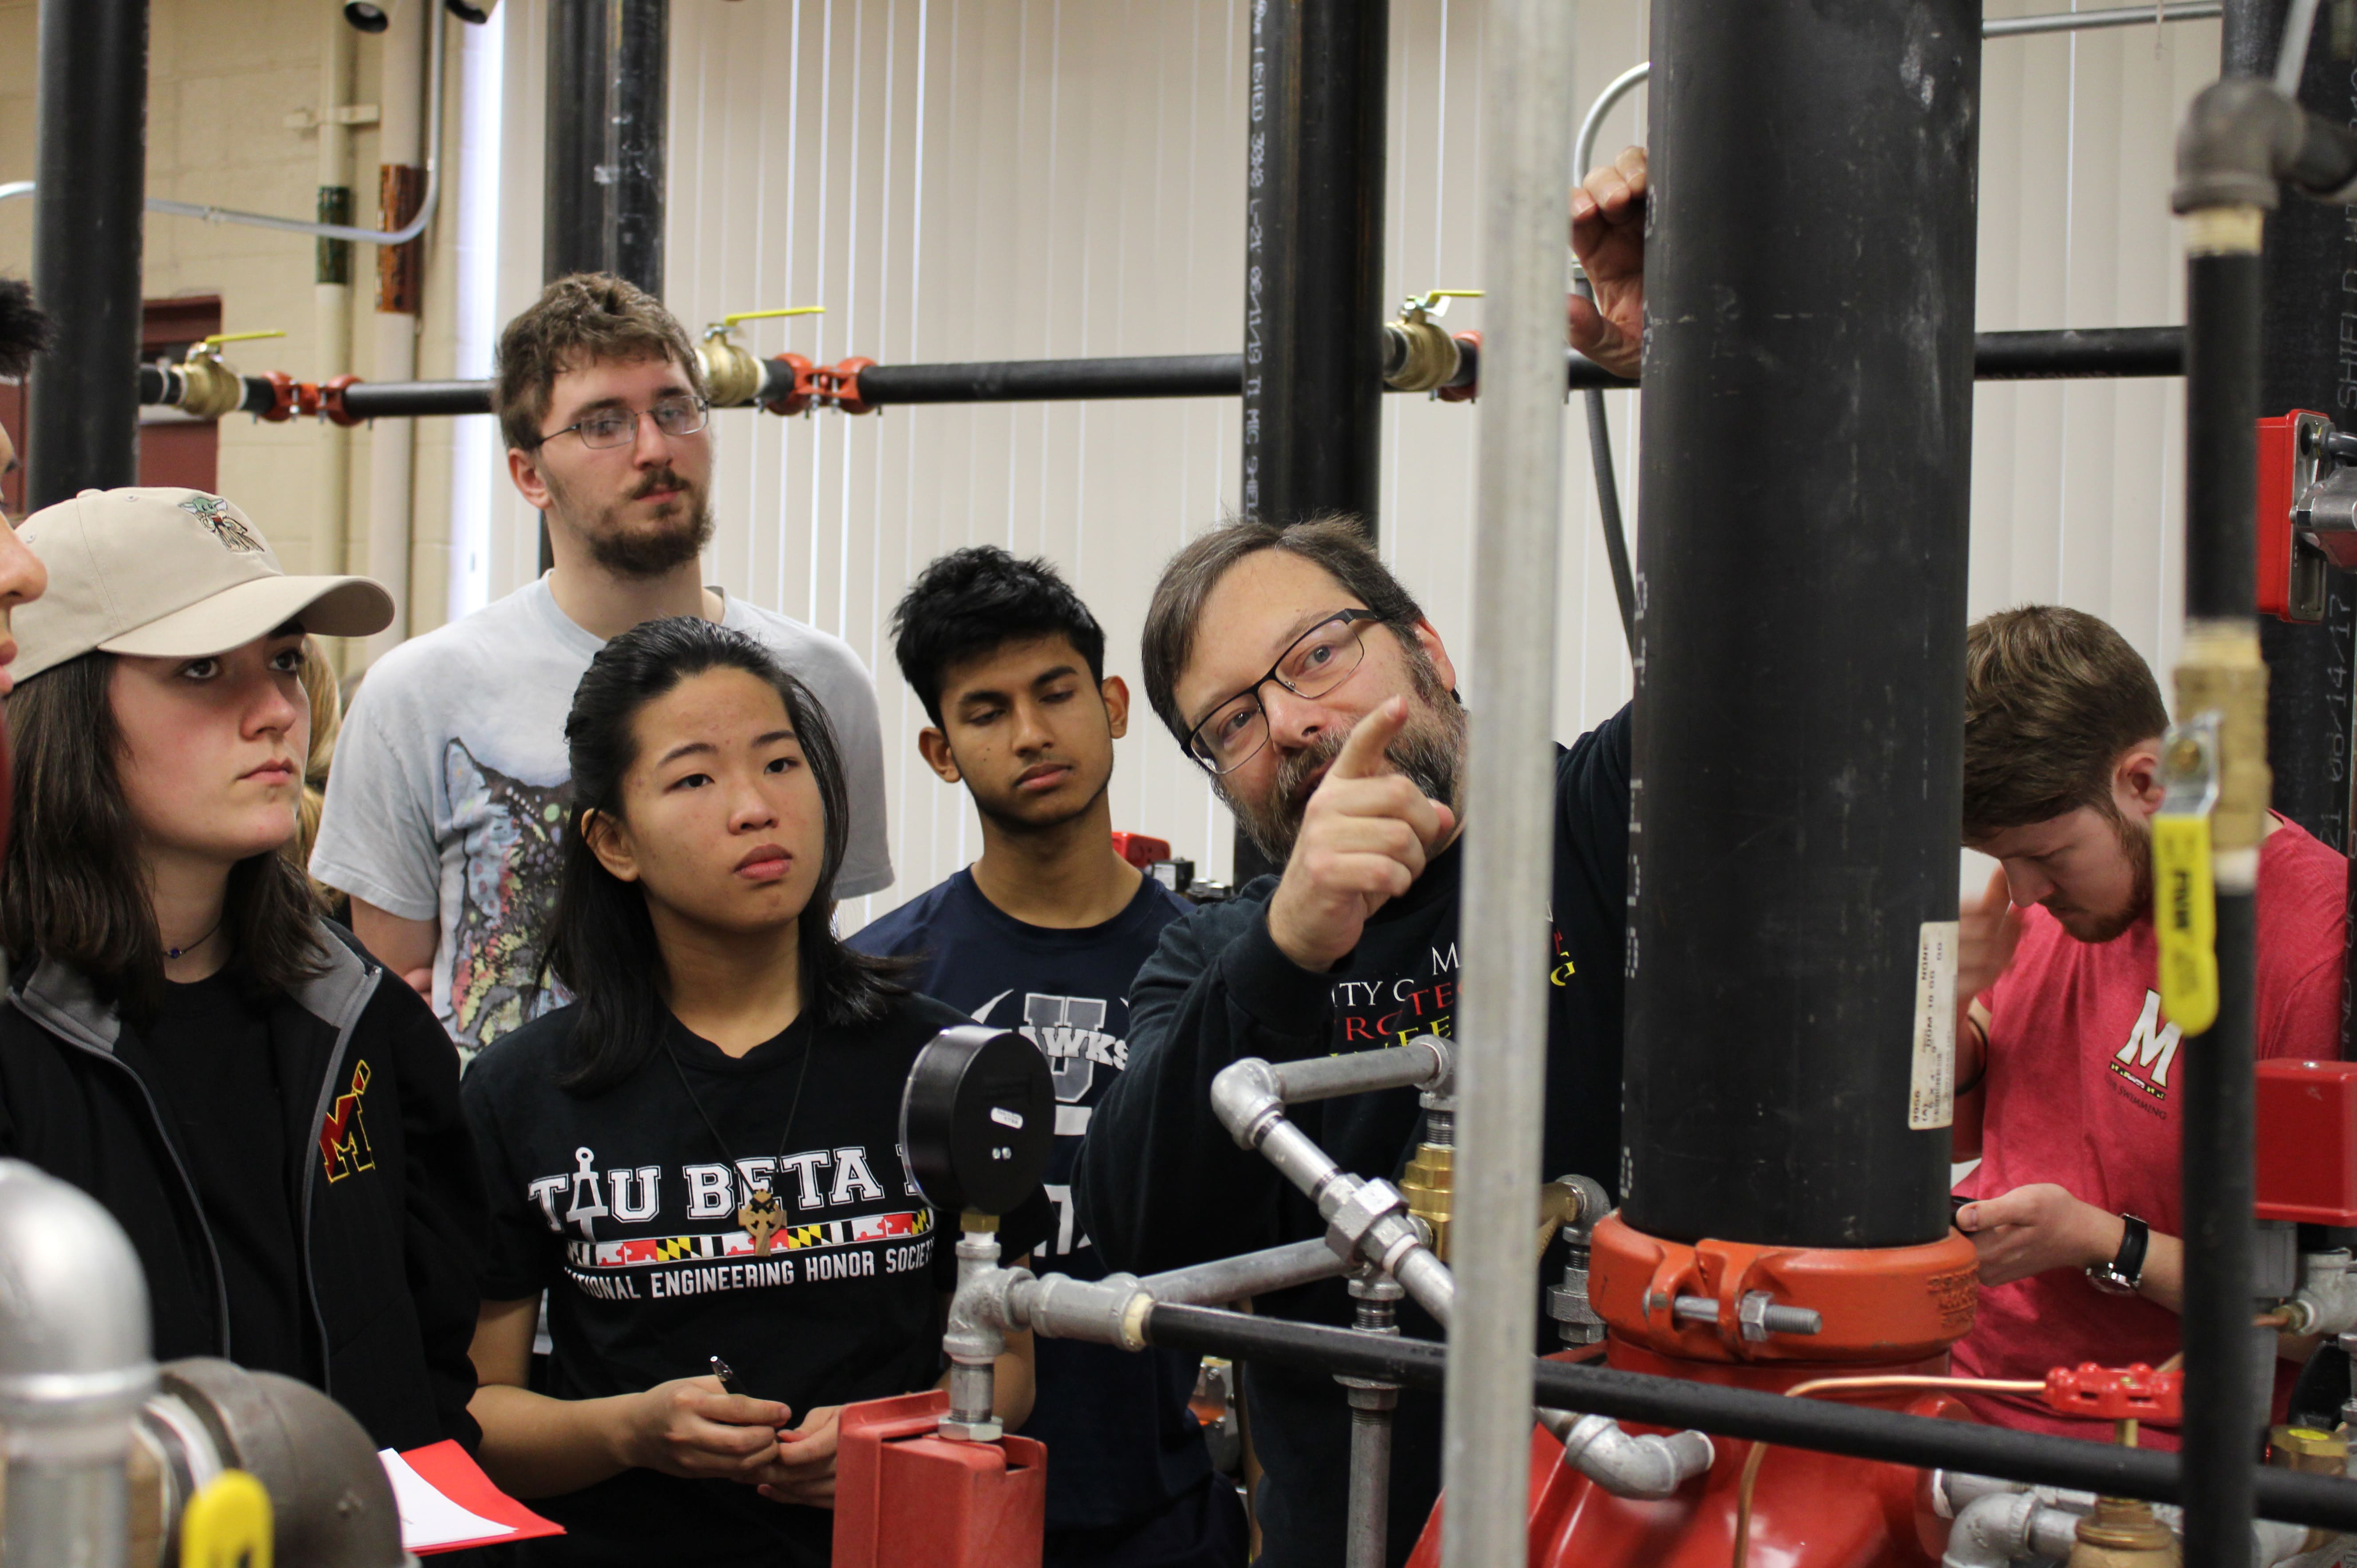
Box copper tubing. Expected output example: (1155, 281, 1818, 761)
(1731, 1376, 2047, 1568)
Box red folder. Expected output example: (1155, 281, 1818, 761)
(381, 1440, 566, 1555)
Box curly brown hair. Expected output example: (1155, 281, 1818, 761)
(492, 272, 702, 452)
(1962, 605, 2170, 840)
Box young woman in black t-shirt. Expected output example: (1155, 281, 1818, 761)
(462, 616, 1036, 1567)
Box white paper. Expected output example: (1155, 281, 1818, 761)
(376, 1449, 516, 1549)
(1908, 921, 1959, 1130)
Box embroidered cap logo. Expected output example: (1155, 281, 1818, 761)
(177, 492, 265, 554)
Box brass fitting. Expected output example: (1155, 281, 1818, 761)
(1398, 1142, 1452, 1262)
(2269, 1425, 2348, 1555)
(698, 307, 824, 408)
(2174, 619, 2270, 876)
(2066, 1497, 2181, 1568)
(1381, 290, 1480, 393)
(176, 331, 283, 421)
(698, 328, 766, 408)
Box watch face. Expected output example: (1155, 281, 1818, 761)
(2086, 1266, 2135, 1297)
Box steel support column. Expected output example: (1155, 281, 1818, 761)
(2225, 0, 2357, 1055)
(1625, 0, 1980, 1246)
(26, 0, 149, 509)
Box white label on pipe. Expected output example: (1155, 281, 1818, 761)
(990, 1106, 1025, 1130)
(1909, 921, 1959, 1130)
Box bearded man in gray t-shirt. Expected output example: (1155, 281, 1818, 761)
(312, 274, 893, 1062)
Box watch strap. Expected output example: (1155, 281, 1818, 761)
(2112, 1213, 2149, 1288)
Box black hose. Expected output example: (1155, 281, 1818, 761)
(1572, 276, 1638, 658)
(1141, 1303, 2357, 1531)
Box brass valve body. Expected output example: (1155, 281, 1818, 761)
(2066, 1497, 2180, 1568)
(175, 355, 247, 421)
(1398, 1142, 1452, 1262)
(2174, 620, 2270, 861)
(1382, 317, 1463, 392)
(698, 335, 766, 407)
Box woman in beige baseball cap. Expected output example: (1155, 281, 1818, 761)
(0, 487, 488, 1452)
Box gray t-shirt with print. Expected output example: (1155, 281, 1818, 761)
(311, 576, 893, 1061)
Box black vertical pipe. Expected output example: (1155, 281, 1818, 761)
(1234, 0, 1388, 888)
(2179, 233, 2267, 1568)
(2225, 0, 2357, 1056)
(26, 0, 148, 510)
(542, 0, 667, 574)
(1237, 0, 1387, 535)
(1622, 0, 1979, 1248)
(544, 0, 666, 293)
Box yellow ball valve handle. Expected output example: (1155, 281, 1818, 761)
(189, 330, 287, 361)
(181, 1469, 272, 1568)
(709, 306, 826, 338)
(2152, 715, 2222, 1037)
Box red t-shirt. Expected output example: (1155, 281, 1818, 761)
(1949, 815, 2346, 1446)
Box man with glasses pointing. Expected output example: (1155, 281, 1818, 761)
(311, 273, 892, 1061)
(1073, 515, 1633, 1568)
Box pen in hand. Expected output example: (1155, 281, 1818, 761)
(710, 1355, 748, 1397)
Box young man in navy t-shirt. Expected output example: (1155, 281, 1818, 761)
(850, 548, 1244, 1568)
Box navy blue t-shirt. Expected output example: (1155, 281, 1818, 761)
(850, 870, 1212, 1534)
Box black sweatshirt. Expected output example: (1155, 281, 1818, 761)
(1073, 706, 1631, 1568)
(0, 924, 486, 1453)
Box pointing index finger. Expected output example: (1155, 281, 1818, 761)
(1331, 697, 1409, 782)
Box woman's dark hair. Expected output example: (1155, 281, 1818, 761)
(545, 616, 902, 1094)
(888, 546, 1107, 726)
(2, 652, 327, 1011)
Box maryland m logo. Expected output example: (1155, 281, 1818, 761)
(2109, 990, 2182, 1100)
(318, 1060, 376, 1182)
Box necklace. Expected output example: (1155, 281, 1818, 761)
(165, 918, 223, 962)
(665, 1023, 816, 1257)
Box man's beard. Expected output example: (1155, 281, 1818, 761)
(1222, 646, 1467, 865)
(551, 465, 715, 580)
(2050, 806, 2154, 944)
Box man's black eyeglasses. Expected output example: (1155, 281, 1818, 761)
(1185, 609, 1385, 776)
(530, 394, 711, 452)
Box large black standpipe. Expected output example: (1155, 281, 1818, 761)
(544, 0, 668, 291)
(1622, 1, 1977, 1246)
(540, 0, 667, 572)
(25, 0, 150, 509)
(1238, 0, 1388, 533)
(1234, 0, 1388, 884)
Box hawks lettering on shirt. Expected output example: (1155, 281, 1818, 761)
(523, 1143, 934, 1302)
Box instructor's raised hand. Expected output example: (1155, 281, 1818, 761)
(1265, 697, 1458, 974)
(1570, 145, 1648, 380)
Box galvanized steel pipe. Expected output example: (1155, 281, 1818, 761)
(1442, 0, 1577, 1561)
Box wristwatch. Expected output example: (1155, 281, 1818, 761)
(2085, 1214, 2149, 1297)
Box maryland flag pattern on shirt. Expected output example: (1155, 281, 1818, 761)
(572, 1207, 932, 1269)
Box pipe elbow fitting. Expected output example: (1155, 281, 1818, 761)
(1553, 1411, 1714, 1500)
(0, 1162, 154, 1440)
(1553, 1171, 1613, 1244)
(1212, 1058, 1285, 1150)
(1942, 1489, 2042, 1568)
(2174, 77, 2302, 214)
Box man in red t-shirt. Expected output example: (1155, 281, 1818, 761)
(1947, 606, 2345, 1446)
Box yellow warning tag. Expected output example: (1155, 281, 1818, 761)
(2153, 813, 2218, 1037)
(181, 1470, 272, 1568)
